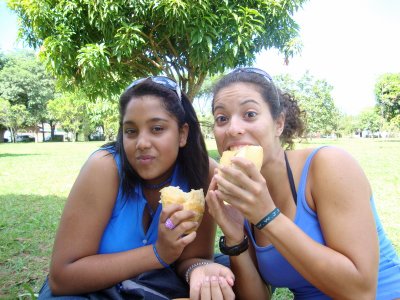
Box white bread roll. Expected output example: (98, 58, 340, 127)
(159, 186, 205, 233)
(220, 145, 263, 171)
(218, 146, 263, 200)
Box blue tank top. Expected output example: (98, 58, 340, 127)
(96, 146, 189, 254)
(245, 147, 400, 299)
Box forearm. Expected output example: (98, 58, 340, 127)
(264, 214, 377, 299)
(50, 245, 164, 295)
(230, 250, 270, 300)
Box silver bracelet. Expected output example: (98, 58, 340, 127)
(185, 261, 212, 284)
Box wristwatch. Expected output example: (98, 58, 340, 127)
(219, 235, 249, 256)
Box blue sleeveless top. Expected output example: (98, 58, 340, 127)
(96, 146, 189, 254)
(245, 147, 400, 299)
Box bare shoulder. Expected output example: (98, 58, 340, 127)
(68, 149, 119, 208)
(309, 146, 364, 175)
(307, 146, 371, 200)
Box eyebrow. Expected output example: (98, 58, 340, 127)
(123, 117, 169, 126)
(214, 99, 261, 111)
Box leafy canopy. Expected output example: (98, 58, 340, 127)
(374, 73, 400, 122)
(8, 0, 306, 100)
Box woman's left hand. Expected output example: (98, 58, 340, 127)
(189, 263, 235, 300)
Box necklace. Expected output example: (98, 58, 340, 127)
(143, 174, 173, 190)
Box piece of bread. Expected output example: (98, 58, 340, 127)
(220, 145, 263, 171)
(218, 146, 263, 199)
(159, 186, 205, 234)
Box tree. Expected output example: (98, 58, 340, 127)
(0, 50, 56, 139)
(0, 98, 29, 142)
(357, 107, 382, 134)
(374, 73, 400, 122)
(9, 0, 306, 100)
(275, 72, 340, 135)
(47, 92, 89, 141)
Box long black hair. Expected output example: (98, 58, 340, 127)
(104, 78, 209, 195)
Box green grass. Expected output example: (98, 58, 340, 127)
(0, 139, 399, 299)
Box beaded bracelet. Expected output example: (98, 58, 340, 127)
(255, 207, 281, 230)
(185, 261, 212, 284)
(152, 244, 170, 268)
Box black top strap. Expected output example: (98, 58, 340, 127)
(284, 152, 297, 204)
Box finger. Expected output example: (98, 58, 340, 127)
(200, 277, 211, 300)
(208, 174, 218, 192)
(190, 280, 201, 300)
(159, 203, 183, 223)
(214, 174, 249, 204)
(218, 164, 256, 191)
(176, 230, 197, 246)
(174, 220, 199, 237)
(219, 276, 235, 299)
(218, 269, 235, 286)
(231, 156, 264, 180)
(168, 209, 196, 227)
(210, 276, 223, 300)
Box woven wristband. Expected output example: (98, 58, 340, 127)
(255, 207, 281, 230)
(152, 244, 170, 268)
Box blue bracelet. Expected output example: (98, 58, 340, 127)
(152, 244, 170, 268)
(255, 208, 281, 230)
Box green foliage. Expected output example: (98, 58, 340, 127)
(357, 107, 383, 133)
(375, 73, 400, 123)
(275, 72, 340, 135)
(0, 50, 56, 127)
(47, 92, 89, 141)
(87, 98, 119, 141)
(8, 0, 307, 100)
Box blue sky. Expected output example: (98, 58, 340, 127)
(1, 0, 400, 115)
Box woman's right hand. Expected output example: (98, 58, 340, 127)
(155, 204, 198, 265)
(206, 175, 245, 243)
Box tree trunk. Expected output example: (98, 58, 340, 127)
(0, 128, 5, 143)
(41, 122, 45, 142)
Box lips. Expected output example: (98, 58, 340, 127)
(226, 143, 255, 151)
(137, 155, 155, 163)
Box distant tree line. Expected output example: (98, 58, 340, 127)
(1, 50, 399, 143)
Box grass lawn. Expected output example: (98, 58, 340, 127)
(1, 138, 399, 299)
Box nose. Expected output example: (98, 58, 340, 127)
(136, 132, 151, 150)
(227, 116, 245, 136)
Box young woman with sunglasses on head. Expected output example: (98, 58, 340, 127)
(206, 68, 400, 299)
(38, 77, 235, 300)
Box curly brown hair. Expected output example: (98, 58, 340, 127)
(212, 69, 305, 149)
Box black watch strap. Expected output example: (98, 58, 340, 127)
(219, 235, 249, 256)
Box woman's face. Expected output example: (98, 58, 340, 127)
(213, 82, 284, 161)
(122, 95, 188, 182)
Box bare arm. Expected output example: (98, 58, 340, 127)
(217, 147, 378, 299)
(49, 151, 196, 295)
(261, 148, 378, 299)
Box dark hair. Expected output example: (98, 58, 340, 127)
(105, 79, 209, 195)
(212, 70, 305, 149)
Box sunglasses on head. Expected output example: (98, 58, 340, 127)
(125, 76, 182, 102)
(231, 67, 273, 82)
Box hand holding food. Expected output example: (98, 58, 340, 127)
(160, 186, 205, 233)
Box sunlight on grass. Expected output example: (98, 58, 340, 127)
(0, 139, 398, 298)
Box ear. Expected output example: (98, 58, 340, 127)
(179, 123, 189, 147)
(275, 113, 285, 137)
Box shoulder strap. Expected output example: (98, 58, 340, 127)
(284, 151, 297, 204)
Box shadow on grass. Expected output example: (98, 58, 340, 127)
(0, 153, 42, 158)
(0, 193, 66, 298)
